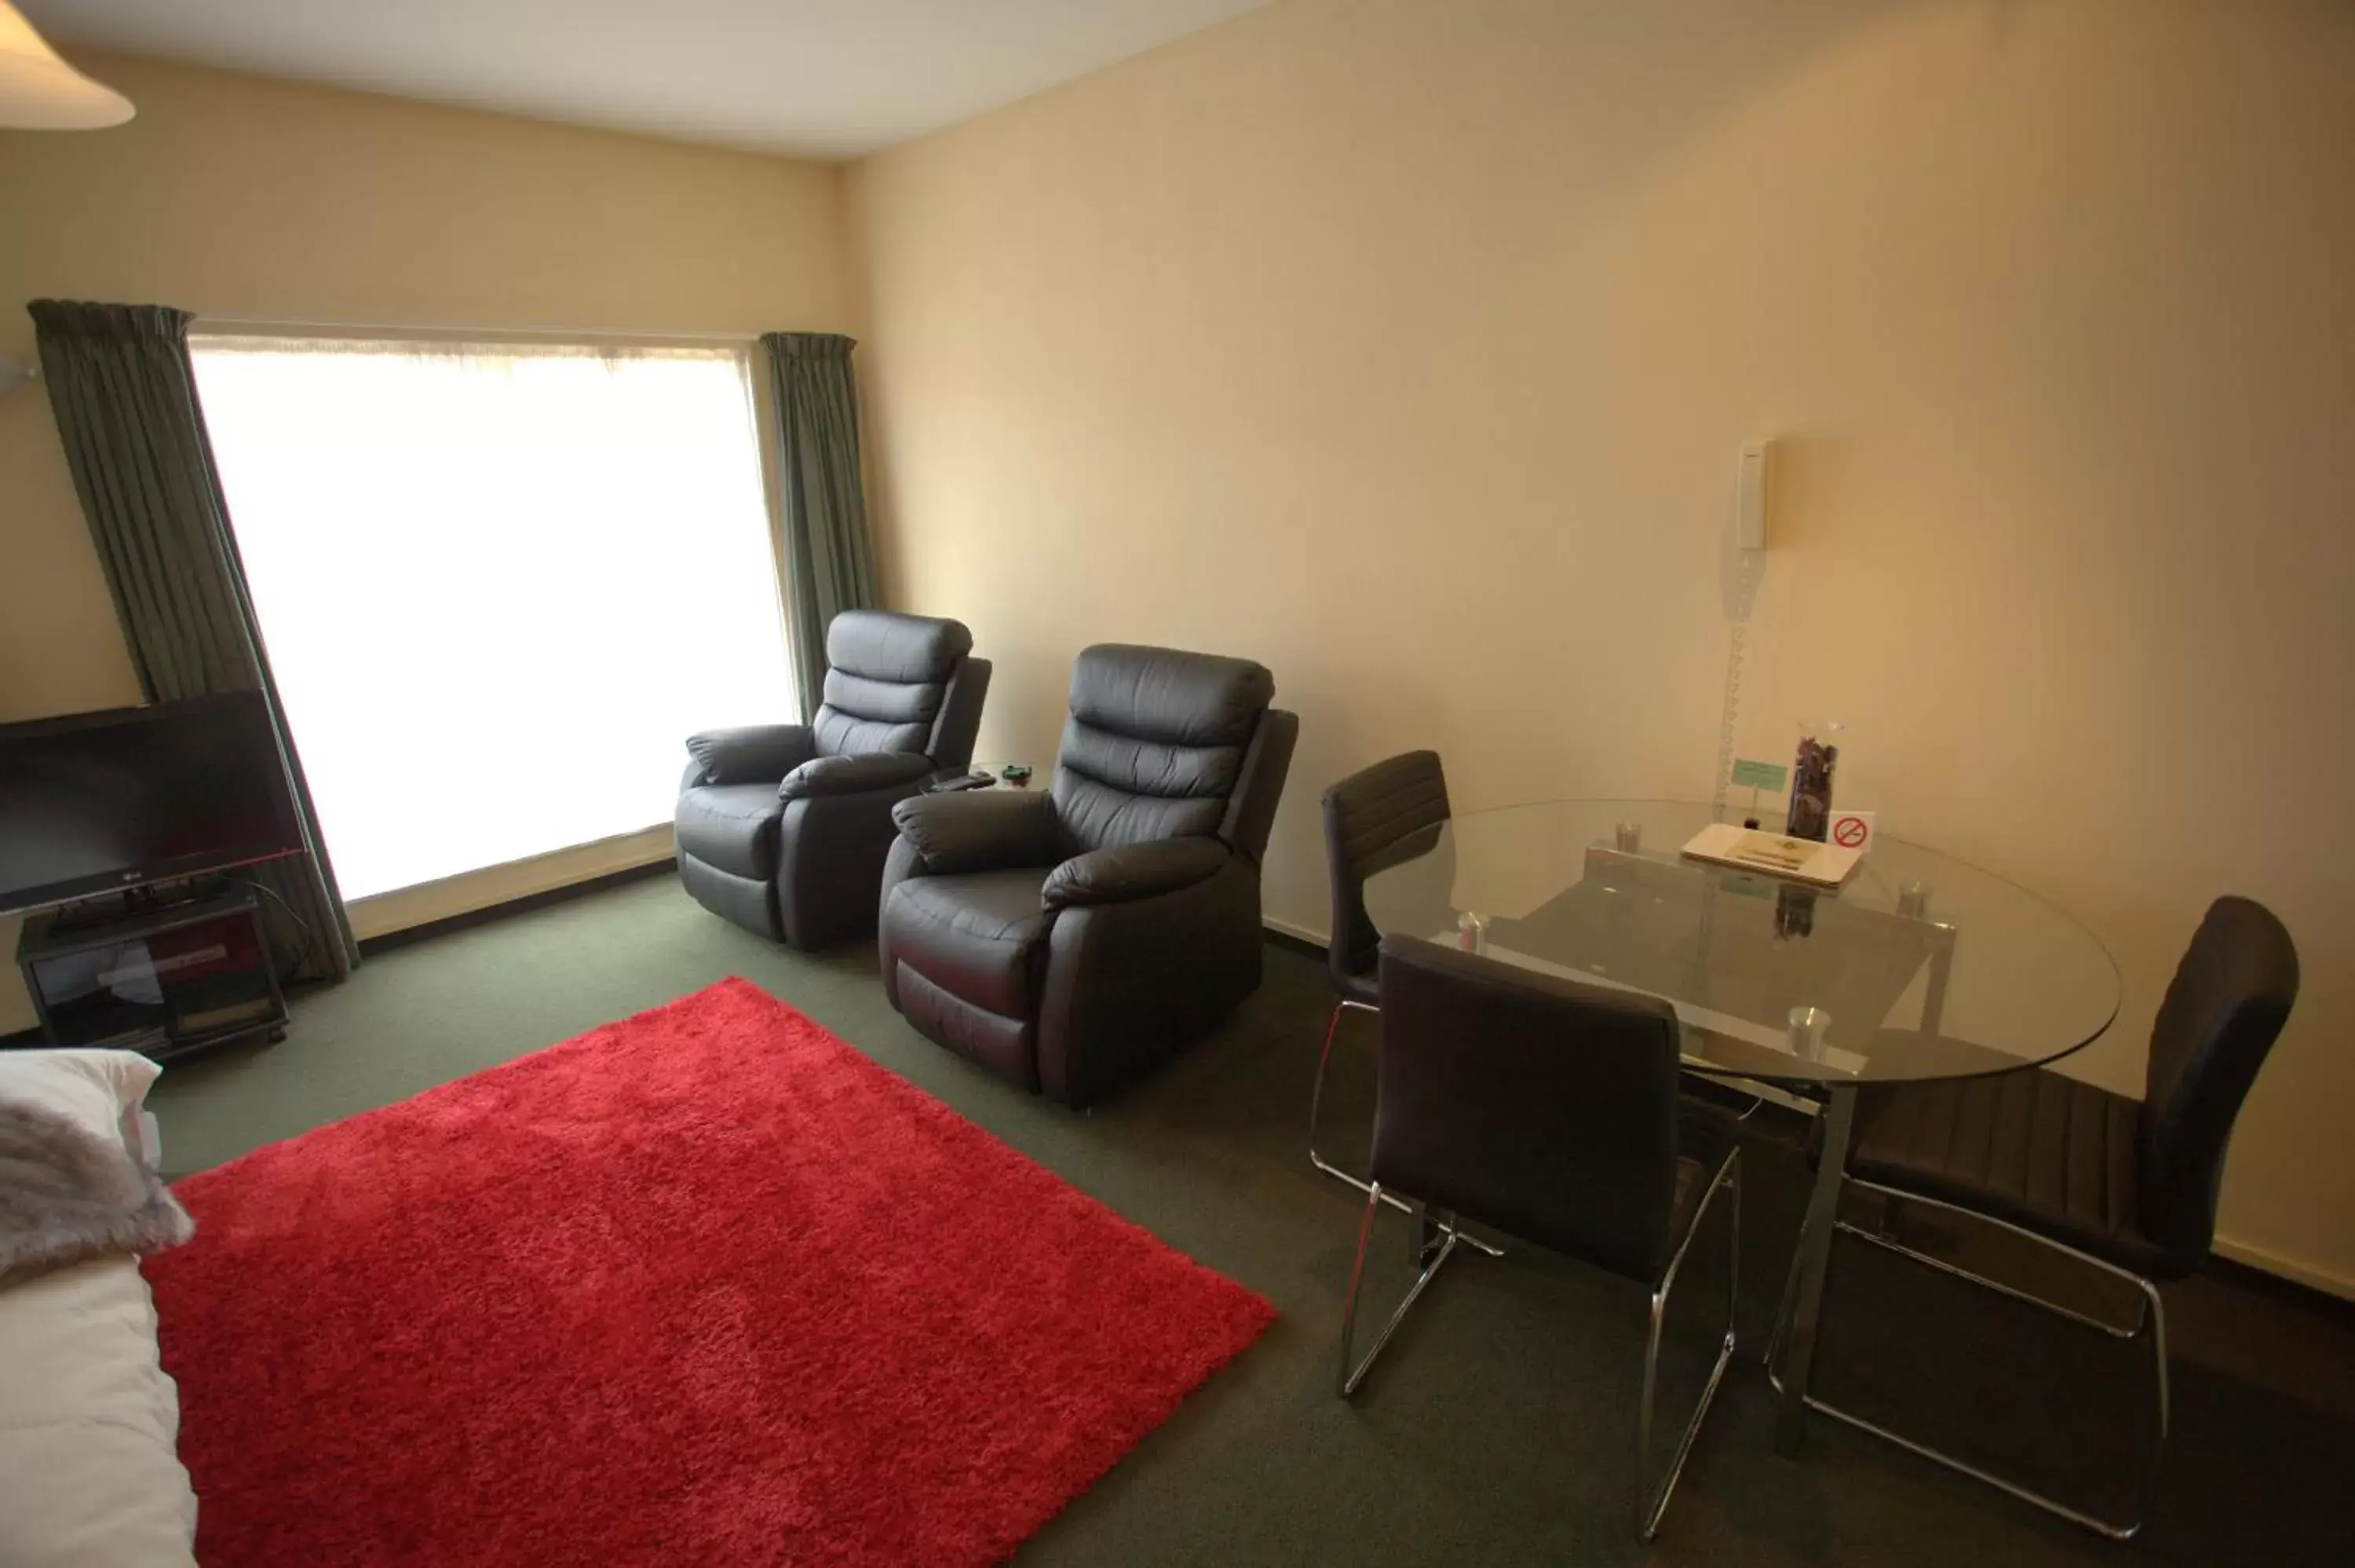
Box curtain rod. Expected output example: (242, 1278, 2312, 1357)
(190, 313, 764, 347)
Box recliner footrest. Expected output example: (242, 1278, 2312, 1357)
(893, 964, 1039, 1091)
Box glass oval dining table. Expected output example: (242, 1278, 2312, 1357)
(1360, 799, 2121, 1453)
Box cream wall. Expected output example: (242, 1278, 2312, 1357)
(848, 0, 2355, 1290)
(0, 53, 853, 1030)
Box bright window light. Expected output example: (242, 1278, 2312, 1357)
(191, 334, 796, 902)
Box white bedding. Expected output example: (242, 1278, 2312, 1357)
(0, 1051, 200, 1568)
(0, 1256, 200, 1566)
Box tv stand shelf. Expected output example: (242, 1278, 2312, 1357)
(15, 888, 287, 1061)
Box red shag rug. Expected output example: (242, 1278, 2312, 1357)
(146, 978, 1272, 1566)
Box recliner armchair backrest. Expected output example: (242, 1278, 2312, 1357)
(1050, 644, 1282, 857)
(812, 611, 981, 764)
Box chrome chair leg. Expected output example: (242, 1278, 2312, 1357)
(1307, 999, 1378, 1188)
(2137, 1274, 2171, 1534)
(1832, 1216, 2148, 1340)
(1638, 1149, 1741, 1541)
(1309, 998, 1503, 1259)
(1337, 1180, 1462, 1397)
(1338, 1158, 1737, 1541)
(1767, 1176, 2174, 1540)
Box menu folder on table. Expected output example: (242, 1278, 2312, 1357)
(1678, 822, 1864, 888)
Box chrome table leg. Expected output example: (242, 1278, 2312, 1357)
(1770, 1083, 1855, 1456)
(1415, 1201, 1445, 1267)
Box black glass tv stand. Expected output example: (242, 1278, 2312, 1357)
(15, 888, 288, 1061)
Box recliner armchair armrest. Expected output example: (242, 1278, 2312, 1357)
(780, 750, 934, 800)
(1042, 837, 1231, 910)
(891, 789, 1062, 875)
(684, 724, 816, 786)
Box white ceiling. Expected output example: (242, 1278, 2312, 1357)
(24, 0, 1270, 159)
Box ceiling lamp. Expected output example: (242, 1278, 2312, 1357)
(0, 2, 133, 129)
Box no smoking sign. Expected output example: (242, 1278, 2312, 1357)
(1830, 811, 1875, 853)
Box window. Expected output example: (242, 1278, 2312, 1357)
(192, 333, 794, 902)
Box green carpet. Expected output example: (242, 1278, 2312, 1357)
(148, 874, 2355, 1565)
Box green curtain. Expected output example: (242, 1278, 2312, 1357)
(761, 331, 879, 720)
(28, 301, 357, 984)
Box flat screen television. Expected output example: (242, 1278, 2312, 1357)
(0, 691, 305, 917)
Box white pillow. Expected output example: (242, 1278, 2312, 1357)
(0, 1048, 166, 1167)
(0, 1050, 199, 1568)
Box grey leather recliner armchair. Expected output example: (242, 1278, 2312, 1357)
(677, 611, 989, 949)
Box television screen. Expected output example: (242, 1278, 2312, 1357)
(0, 691, 305, 917)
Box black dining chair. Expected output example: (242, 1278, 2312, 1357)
(1768, 895, 2298, 1539)
(1313, 752, 1448, 1161)
(1338, 936, 1741, 1540)
(1313, 754, 1505, 1257)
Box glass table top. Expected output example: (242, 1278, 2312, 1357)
(1360, 800, 2120, 1086)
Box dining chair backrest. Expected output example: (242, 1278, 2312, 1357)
(1320, 753, 1451, 999)
(1371, 935, 1684, 1282)
(2137, 895, 2298, 1271)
